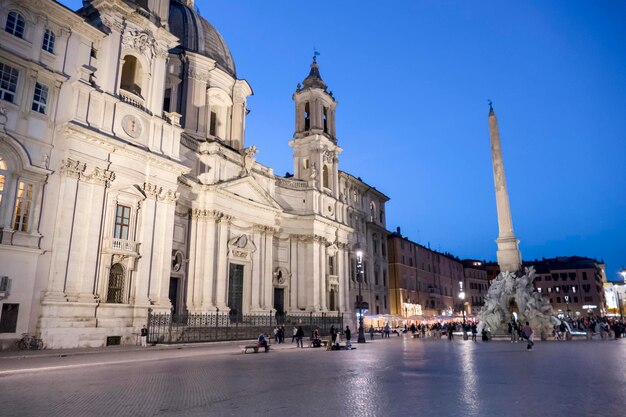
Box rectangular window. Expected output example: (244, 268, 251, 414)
(568, 272, 576, 280)
(0, 63, 19, 103)
(13, 181, 33, 232)
(582, 272, 588, 280)
(556, 297, 561, 303)
(42, 29, 55, 53)
(328, 256, 335, 275)
(0, 303, 19, 333)
(163, 88, 171, 112)
(31, 82, 49, 114)
(209, 111, 217, 136)
(384, 295, 387, 309)
(535, 276, 542, 281)
(114, 204, 131, 240)
(574, 296, 578, 302)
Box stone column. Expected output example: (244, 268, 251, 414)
(250, 226, 262, 311)
(200, 211, 219, 310)
(43, 159, 84, 301)
(214, 215, 231, 309)
(263, 227, 274, 310)
(337, 246, 346, 312)
(65, 167, 115, 302)
(488, 106, 522, 273)
(297, 236, 307, 309)
(186, 209, 203, 311)
(319, 238, 327, 310)
(153, 194, 178, 307)
(289, 237, 298, 311)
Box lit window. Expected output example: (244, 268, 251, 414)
(114, 204, 131, 240)
(31, 82, 49, 114)
(5, 12, 25, 39)
(42, 29, 55, 53)
(13, 180, 33, 232)
(0, 155, 7, 209)
(0, 63, 19, 103)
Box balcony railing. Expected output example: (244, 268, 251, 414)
(119, 89, 152, 115)
(105, 238, 138, 254)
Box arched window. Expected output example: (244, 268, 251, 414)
(322, 165, 329, 188)
(106, 263, 125, 303)
(370, 201, 376, 222)
(304, 102, 310, 130)
(42, 29, 55, 53)
(0, 155, 7, 209)
(5, 12, 25, 39)
(120, 55, 142, 96)
(323, 106, 328, 133)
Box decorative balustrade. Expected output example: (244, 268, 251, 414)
(118, 89, 152, 115)
(275, 177, 309, 190)
(106, 238, 138, 253)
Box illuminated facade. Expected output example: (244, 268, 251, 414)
(0, 0, 389, 349)
(388, 228, 464, 317)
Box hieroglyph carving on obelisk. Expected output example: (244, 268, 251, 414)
(488, 102, 522, 274)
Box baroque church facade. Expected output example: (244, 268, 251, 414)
(0, 0, 389, 349)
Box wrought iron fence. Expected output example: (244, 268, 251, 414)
(147, 310, 344, 344)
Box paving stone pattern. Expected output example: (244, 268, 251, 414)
(1, 337, 625, 417)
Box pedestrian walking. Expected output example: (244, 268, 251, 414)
(292, 326, 298, 343)
(521, 321, 534, 351)
(510, 316, 519, 343)
(296, 326, 305, 348)
(345, 326, 352, 349)
(471, 323, 477, 342)
(140, 325, 148, 347)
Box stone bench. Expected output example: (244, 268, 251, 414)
(241, 343, 271, 353)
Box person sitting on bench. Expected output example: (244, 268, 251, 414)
(257, 334, 269, 352)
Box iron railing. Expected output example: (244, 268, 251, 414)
(147, 310, 344, 344)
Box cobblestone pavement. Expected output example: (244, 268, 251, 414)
(1, 337, 625, 417)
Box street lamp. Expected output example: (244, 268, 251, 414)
(458, 281, 466, 340)
(356, 250, 366, 343)
(564, 295, 570, 318)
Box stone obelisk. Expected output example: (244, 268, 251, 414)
(488, 102, 522, 273)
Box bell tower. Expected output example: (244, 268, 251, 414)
(290, 56, 342, 195)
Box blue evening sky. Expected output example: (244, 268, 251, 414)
(60, 1, 626, 281)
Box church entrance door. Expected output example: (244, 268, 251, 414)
(228, 264, 244, 322)
(169, 277, 179, 314)
(274, 288, 284, 317)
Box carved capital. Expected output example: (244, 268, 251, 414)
(84, 166, 116, 187)
(60, 158, 86, 179)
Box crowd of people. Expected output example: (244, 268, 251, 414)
(256, 315, 625, 352)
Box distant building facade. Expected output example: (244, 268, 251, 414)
(527, 257, 607, 317)
(388, 228, 464, 317)
(460, 260, 490, 315)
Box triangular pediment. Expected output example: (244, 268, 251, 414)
(217, 176, 282, 210)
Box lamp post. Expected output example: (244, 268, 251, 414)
(356, 250, 366, 343)
(458, 281, 466, 340)
(616, 268, 626, 319)
(564, 295, 570, 318)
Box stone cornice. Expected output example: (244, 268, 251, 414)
(59, 122, 190, 176)
(142, 182, 178, 202)
(59, 158, 115, 187)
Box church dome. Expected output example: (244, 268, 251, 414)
(168, 0, 236, 77)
